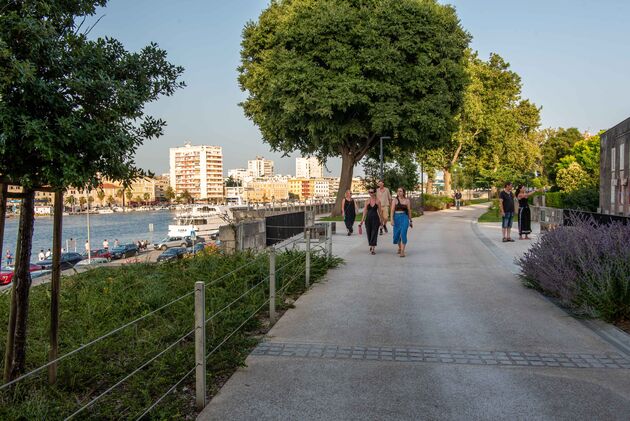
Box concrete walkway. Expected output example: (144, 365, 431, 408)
(198, 204, 630, 421)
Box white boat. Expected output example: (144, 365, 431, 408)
(172, 205, 234, 237)
(97, 208, 114, 214)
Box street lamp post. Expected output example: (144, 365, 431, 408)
(379, 136, 391, 180)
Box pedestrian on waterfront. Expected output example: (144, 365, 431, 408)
(359, 188, 384, 255)
(85, 240, 90, 254)
(70, 237, 76, 252)
(341, 189, 358, 235)
(454, 190, 462, 210)
(114, 238, 120, 247)
(376, 180, 392, 235)
(515, 185, 541, 240)
(499, 182, 515, 242)
(38, 249, 45, 261)
(45, 248, 52, 259)
(103, 239, 109, 249)
(390, 187, 413, 257)
(5, 249, 13, 266)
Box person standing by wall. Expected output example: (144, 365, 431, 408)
(499, 182, 515, 242)
(390, 187, 413, 257)
(376, 180, 392, 235)
(341, 189, 358, 236)
(359, 189, 384, 255)
(515, 185, 540, 240)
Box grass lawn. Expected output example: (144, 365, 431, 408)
(477, 200, 515, 224)
(319, 214, 362, 222)
(0, 250, 341, 420)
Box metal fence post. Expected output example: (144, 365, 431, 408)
(269, 249, 276, 325)
(327, 223, 332, 257)
(305, 230, 311, 287)
(194, 282, 206, 410)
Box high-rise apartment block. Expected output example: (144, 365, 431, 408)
(247, 156, 274, 178)
(295, 157, 323, 178)
(169, 143, 224, 201)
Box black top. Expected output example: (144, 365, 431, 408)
(394, 198, 408, 212)
(499, 190, 515, 213)
(518, 197, 529, 208)
(343, 198, 356, 216)
(455, 192, 462, 199)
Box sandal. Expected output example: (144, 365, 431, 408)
(400, 252, 405, 258)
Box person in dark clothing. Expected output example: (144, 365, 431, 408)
(359, 189, 384, 255)
(515, 185, 541, 240)
(341, 189, 358, 235)
(498, 182, 515, 242)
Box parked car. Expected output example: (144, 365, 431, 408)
(0, 264, 43, 285)
(156, 247, 188, 262)
(82, 248, 112, 261)
(37, 252, 84, 270)
(187, 243, 206, 255)
(153, 236, 192, 251)
(75, 257, 109, 266)
(110, 244, 139, 260)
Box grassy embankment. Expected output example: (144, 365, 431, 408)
(0, 249, 341, 420)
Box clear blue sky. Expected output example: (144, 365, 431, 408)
(88, 0, 630, 176)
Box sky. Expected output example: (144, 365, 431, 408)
(88, 0, 630, 176)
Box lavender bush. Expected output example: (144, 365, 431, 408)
(519, 214, 630, 322)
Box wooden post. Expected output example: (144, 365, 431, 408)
(48, 191, 63, 384)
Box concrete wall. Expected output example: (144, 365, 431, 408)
(600, 116, 630, 215)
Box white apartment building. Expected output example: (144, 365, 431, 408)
(169, 143, 224, 202)
(313, 179, 330, 198)
(228, 168, 249, 183)
(296, 157, 323, 179)
(247, 156, 274, 178)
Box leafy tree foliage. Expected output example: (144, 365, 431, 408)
(540, 128, 583, 184)
(239, 0, 470, 214)
(362, 154, 419, 193)
(0, 0, 183, 379)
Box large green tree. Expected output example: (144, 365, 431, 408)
(0, 0, 184, 380)
(239, 0, 470, 214)
(540, 127, 583, 184)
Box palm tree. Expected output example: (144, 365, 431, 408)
(107, 195, 116, 207)
(125, 190, 133, 207)
(97, 189, 106, 207)
(79, 196, 87, 210)
(143, 192, 151, 205)
(164, 186, 175, 203)
(64, 195, 76, 212)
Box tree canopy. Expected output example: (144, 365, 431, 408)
(239, 0, 470, 213)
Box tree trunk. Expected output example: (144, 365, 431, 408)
(443, 169, 452, 196)
(332, 148, 356, 217)
(4, 188, 35, 381)
(426, 176, 434, 195)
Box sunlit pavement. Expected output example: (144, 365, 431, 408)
(198, 204, 630, 421)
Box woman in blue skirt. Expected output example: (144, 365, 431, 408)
(390, 187, 413, 257)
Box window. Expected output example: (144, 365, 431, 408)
(611, 179, 616, 206)
(611, 147, 616, 172)
(620, 144, 626, 174)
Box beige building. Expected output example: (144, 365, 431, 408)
(169, 143, 224, 202)
(154, 174, 170, 202)
(244, 178, 289, 203)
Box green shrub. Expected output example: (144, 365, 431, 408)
(541, 187, 599, 212)
(421, 194, 452, 211)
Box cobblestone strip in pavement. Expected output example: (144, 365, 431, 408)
(252, 342, 630, 369)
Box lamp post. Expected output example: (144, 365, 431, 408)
(379, 136, 391, 180)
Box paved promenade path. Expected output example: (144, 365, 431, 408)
(199, 204, 630, 421)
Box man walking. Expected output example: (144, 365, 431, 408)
(454, 190, 462, 210)
(499, 182, 515, 242)
(376, 180, 392, 235)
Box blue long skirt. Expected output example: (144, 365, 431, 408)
(392, 213, 409, 245)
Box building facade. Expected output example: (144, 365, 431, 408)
(295, 157, 323, 179)
(600, 116, 630, 215)
(247, 156, 274, 178)
(227, 168, 249, 183)
(244, 178, 289, 203)
(169, 143, 224, 202)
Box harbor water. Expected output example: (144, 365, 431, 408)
(2, 210, 177, 263)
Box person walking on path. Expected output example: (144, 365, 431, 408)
(376, 180, 392, 235)
(515, 185, 541, 240)
(499, 182, 515, 242)
(359, 189, 384, 255)
(390, 187, 413, 257)
(5, 249, 13, 266)
(454, 190, 462, 210)
(341, 190, 358, 236)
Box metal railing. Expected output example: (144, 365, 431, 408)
(0, 221, 335, 419)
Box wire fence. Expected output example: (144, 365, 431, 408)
(0, 221, 334, 420)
